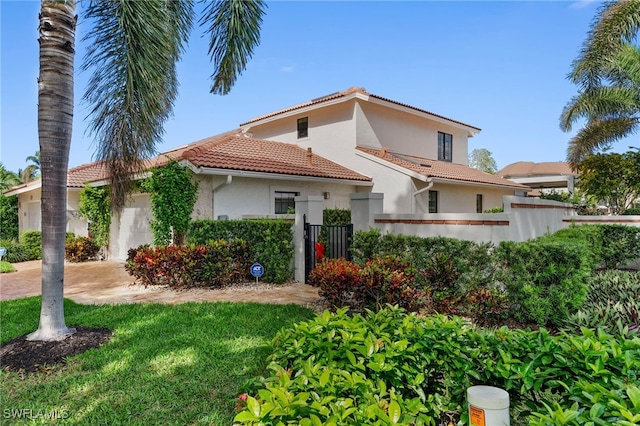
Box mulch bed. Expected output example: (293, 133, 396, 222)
(0, 327, 112, 373)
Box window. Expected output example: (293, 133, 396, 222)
(476, 194, 483, 213)
(428, 190, 438, 213)
(275, 191, 299, 214)
(437, 132, 452, 162)
(297, 117, 308, 139)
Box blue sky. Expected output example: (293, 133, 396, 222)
(1, 0, 637, 175)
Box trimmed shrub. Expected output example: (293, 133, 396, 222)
(622, 207, 640, 215)
(0, 195, 19, 240)
(19, 231, 42, 260)
(65, 236, 100, 262)
(307, 258, 363, 311)
(188, 219, 293, 283)
(495, 240, 590, 326)
(125, 239, 253, 288)
(323, 208, 351, 225)
(0, 239, 30, 263)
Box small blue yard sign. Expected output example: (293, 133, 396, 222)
(0, 247, 6, 261)
(250, 263, 264, 281)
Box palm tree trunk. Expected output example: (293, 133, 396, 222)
(27, 0, 77, 341)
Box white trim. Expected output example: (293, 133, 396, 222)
(194, 166, 373, 186)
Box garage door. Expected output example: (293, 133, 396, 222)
(111, 194, 153, 260)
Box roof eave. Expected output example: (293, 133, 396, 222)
(194, 166, 373, 186)
(356, 150, 430, 182)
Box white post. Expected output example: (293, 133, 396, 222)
(467, 386, 510, 426)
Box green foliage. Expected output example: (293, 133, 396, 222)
(0, 239, 30, 263)
(65, 235, 100, 262)
(308, 258, 363, 310)
(623, 207, 640, 215)
(78, 185, 111, 249)
(19, 230, 42, 260)
(188, 219, 294, 283)
(141, 159, 199, 246)
(468, 148, 498, 173)
(483, 206, 504, 213)
(495, 240, 590, 326)
(323, 208, 351, 225)
(0, 261, 16, 273)
(125, 239, 253, 288)
(549, 224, 640, 270)
(577, 151, 640, 214)
(236, 307, 640, 426)
(561, 270, 640, 335)
(0, 195, 19, 240)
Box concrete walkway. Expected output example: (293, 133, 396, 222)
(0, 260, 322, 309)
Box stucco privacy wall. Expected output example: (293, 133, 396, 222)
(350, 193, 577, 245)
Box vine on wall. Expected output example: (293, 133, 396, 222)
(78, 185, 111, 250)
(142, 159, 198, 245)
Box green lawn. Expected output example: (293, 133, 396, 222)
(0, 260, 16, 273)
(0, 297, 315, 425)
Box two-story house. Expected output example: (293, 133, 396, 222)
(6, 87, 528, 260)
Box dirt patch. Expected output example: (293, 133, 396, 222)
(0, 327, 112, 373)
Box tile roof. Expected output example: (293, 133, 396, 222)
(240, 87, 481, 131)
(497, 161, 576, 178)
(176, 133, 372, 182)
(25, 131, 371, 190)
(357, 146, 530, 190)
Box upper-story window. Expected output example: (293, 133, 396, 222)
(438, 132, 452, 162)
(297, 117, 308, 139)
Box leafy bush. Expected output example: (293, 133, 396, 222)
(235, 307, 640, 426)
(0, 261, 16, 273)
(125, 239, 253, 288)
(19, 231, 42, 260)
(307, 258, 363, 310)
(0, 239, 30, 263)
(65, 236, 100, 262)
(323, 208, 351, 225)
(495, 240, 590, 326)
(0, 195, 18, 240)
(188, 219, 294, 283)
(561, 270, 640, 334)
(623, 207, 640, 215)
(309, 256, 425, 313)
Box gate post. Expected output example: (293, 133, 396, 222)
(350, 193, 384, 232)
(294, 196, 324, 283)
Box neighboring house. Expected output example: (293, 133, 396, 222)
(241, 87, 528, 214)
(6, 86, 529, 260)
(497, 161, 577, 197)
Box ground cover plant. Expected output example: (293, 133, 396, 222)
(234, 307, 640, 425)
(0, 297, 315, 425)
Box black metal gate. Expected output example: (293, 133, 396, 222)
(304, 216, 353, 283)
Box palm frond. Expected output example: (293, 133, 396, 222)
(561, 85, 640, 130)
(570, 0, 640, 89)
(200, 0, 266, 95)
(567, 117, 639, 168)
(81, 0, 193, 211)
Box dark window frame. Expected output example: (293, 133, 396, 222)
(428, 190, 438, 213)
(274, 191, 300, 214)
(297, 117, 308, 139)
(437, 132, 452, 162)
(476, 194, 483, 213)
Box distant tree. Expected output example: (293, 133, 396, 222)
(468, 148, 498, 174)
(0, 163, 22, 192)
(576, 150, 640, 214)
(560, 0, 640, 169)
(22, 150, 41, 183)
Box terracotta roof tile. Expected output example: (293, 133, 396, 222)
(357, 146, 529, 190)
(241, 87, 481, 131)
(497, 161, 576, 178)
(182, 134, 371, 182)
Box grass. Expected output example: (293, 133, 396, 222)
(0, 261, 16, 273)
(0, 297, 315, 425)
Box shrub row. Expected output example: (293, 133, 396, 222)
(341, 229, 592, 327)
(235, 307, 640, 425)
(125, 239, 253, 288)
(188, 219, 293, 283)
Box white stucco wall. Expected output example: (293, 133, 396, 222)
(15, 187, 88, 236)
(109, 193, 154, 261)
(425, 183, 509, 214)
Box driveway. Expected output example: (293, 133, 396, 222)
(0, 260, 322, 309)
